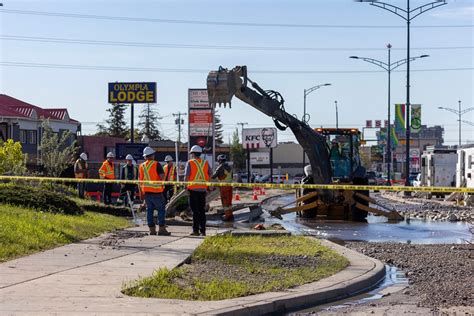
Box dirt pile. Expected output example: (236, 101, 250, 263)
(347, 242, 473, 308)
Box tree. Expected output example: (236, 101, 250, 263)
(138, 103, 162, 141)
(230, 128, 246, 171)
(0, 139, 27, 175)
(40, 120, 77, 177)
(96, 103, 129, 138)
(214, 111, 224, 145)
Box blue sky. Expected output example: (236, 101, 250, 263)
(1, 0, 473, 145)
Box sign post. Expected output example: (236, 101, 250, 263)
(188, 89, 214, 168)
(108, 82, 156, 145)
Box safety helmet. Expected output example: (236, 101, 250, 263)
(79, 153, 88, 161)
(189, 145, 203, 154)
(143, 146, 155, 157)
(106, 152, 115, 158)
(304, 165, 312, 177)
(164, 155, 173, 162)
(217, 154, 227, 161)
(125, 154, 134, 160)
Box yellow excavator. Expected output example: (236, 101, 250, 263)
(207, 66, 402, 222)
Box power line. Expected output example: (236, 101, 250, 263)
(1, 61, 472, 74)
(0, 9, 472, 29)
(1, 35, 472, 52)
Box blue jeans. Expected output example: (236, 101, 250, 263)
(145, 193, 166, 227)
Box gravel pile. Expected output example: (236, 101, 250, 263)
(375, 194, 473, 222)
(347, 242, 474, 308)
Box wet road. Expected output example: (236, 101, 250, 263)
(261, 194, 472, 244)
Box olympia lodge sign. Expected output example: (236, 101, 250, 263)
(108, 82, 157, 104)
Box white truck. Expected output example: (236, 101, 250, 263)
(420, 146, 457, 196)
(456, 145, 474, 189)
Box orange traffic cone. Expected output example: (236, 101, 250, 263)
(252, 192, 258, 201)
(234, 191, 241, 201)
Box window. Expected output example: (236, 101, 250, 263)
(28, 130, 37, 144)
(19, 130, 27, 144)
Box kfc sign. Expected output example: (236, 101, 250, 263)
(242, 128, 277, 149)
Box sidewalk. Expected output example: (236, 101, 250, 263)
(0, 225, 384, 315)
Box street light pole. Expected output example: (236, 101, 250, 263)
(350, 48, 428, 184)
(302, 83, 331, 168)
(438, 101, 474, 147)
(357, 0, 447, 187)
(335, 100, 339, 129)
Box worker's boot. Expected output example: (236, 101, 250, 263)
(149, 225, 157, 236)
(222, 210, 234, 222)
(158, 225, 171, 236)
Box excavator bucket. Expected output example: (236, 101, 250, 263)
(207, 67, 242, 108)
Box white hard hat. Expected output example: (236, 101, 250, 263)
(304, 165, 312, 177)
(190, 145, 203, 154)
(106, 152, 115, 158)
(79, 153, 88, 161)
(164, 155, 173, 162)
(125, 154, 134, 160)
(143, 146, 155, 157)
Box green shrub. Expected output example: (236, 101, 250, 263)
(0, 184, 83, 215)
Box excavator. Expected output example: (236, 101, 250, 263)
(207, 65, 402, 222)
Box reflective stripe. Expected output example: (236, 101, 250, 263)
(193, 160, 206, 183)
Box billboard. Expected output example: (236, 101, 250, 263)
(242, 128, 278, 149)
(188, 89, 215, 168)
(108, 82, 156, 104)
(411, 104, 422, 134)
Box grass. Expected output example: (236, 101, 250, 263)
(0, 203, 132, 262)
(123, 235, 349, 301)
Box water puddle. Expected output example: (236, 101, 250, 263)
(262, 194, 472, 244)
(289, 265, 408, 314)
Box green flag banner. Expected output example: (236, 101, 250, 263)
(411, 104, 422, 134)
(395, 104, 406, 133)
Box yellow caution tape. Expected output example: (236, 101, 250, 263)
(0, 175, 473, 193)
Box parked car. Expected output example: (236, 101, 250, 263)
(256, 174, 271, 183)
(375, 175, 389, 186)
(272, 175, 287, 184)
(367, 171, 377, 185)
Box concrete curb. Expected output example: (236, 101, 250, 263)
(196, 239, 386, 315)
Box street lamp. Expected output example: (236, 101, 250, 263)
(357, 0, 447, 187)
(438, 101, 474, 147)
(302, 83, 331, 168)
(350, 45, 429, 184)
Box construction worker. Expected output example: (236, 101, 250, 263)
(74, 153, 88, 198)
(185, 145, 211, 236)
(163, 155, 177, 203)
(211, 154, 233, 221)
(139, 146, 170, 236)
(119, 154, 138, 205)
(99, 152, 115, 205)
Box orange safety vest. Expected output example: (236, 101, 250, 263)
(139, 160, 164, 193)
(163, 163, 176, 181)
(99, 160, 115, 179)
(187, 159, 210, 190)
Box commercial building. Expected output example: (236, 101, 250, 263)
(0, 94, 80, 165)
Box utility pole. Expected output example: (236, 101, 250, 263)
(173, 112, 187, 174)
(237, 122, 248, 141)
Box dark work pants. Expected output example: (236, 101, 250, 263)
(103, 183, 113, 205)
(77, 182, 85, 199)
(188, 190, 206, 234)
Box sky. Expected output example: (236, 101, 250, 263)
(0, 0, 473, 145)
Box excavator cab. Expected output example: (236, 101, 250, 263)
(315, 128, 362, 182)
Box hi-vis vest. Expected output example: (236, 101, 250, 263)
(139, 160, 164, 193)
(218, 165, 232, 183)
(163, 163, 176, 181)
(122, 164, 138, 180)
(99, 161, 115, 179)
(187, 159, 210, 190)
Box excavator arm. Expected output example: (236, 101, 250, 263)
(207, 66, 332, 184)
